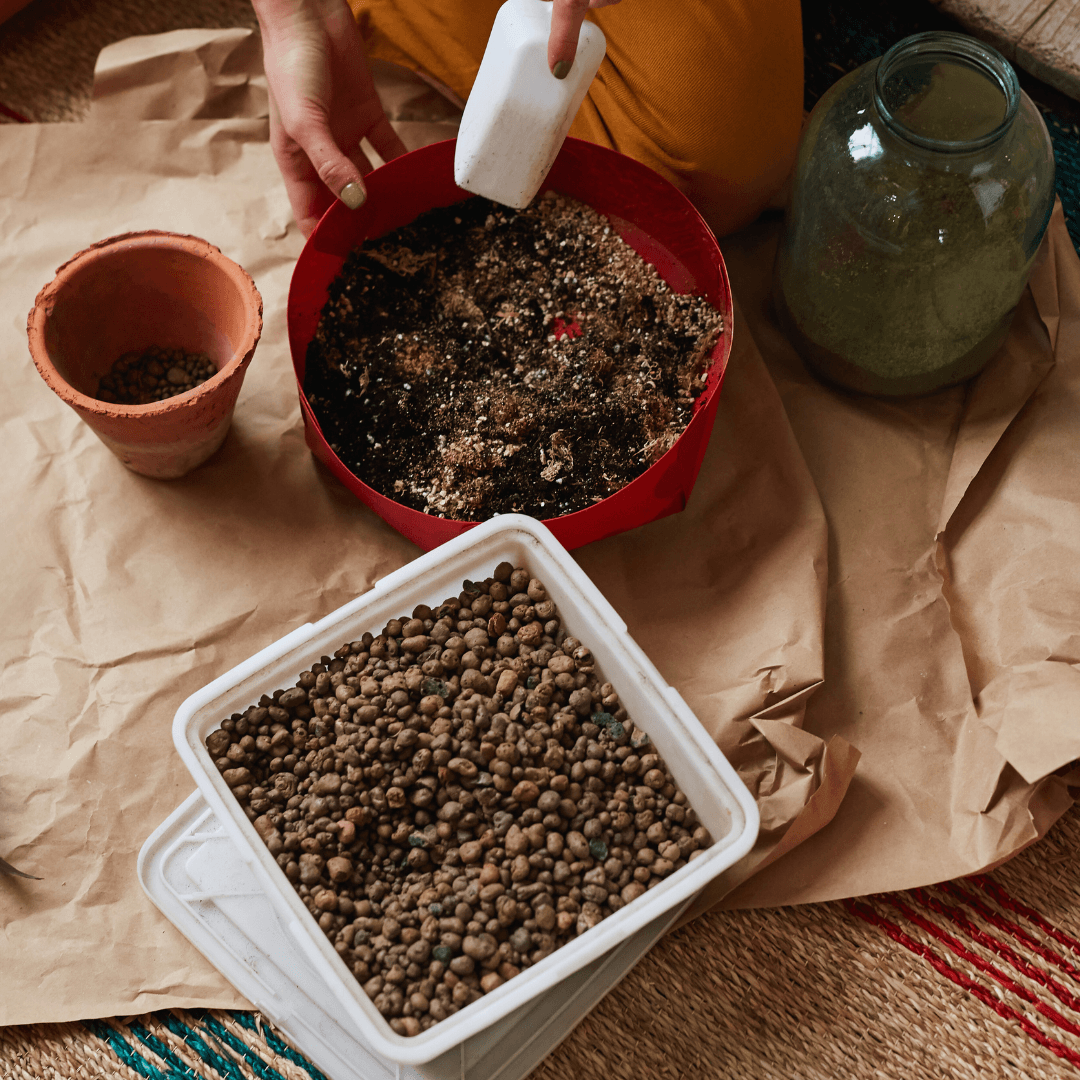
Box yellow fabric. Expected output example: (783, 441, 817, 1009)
(348, 0, 803, 236)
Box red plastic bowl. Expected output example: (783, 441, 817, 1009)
(288, 137, 733, 551)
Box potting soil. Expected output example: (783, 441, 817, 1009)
(303, 192, 724, 519)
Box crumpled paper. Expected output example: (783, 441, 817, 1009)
(709, 204, 1080, 908)
(1, 26, 1078, 1025)
(89, 27, 269, 122)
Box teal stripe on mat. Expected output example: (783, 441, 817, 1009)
(195, 1012, 311, 1080)
(84, 1011, 333, 1080)
(158, 1012, 281, 1080)
(228, 1012, 330, 1080)
(127, 1021, 207, 1080)
(83, 1020, 181, 1080)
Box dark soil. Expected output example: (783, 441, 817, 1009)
(303, 192, 724, 520)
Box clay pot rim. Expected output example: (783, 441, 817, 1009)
(26, 229, 264, 419)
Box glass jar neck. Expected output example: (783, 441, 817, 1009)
(872, 31, 1019, 154)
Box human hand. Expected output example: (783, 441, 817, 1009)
(253, 0, 407, 236)
(547, 0, 622, 79)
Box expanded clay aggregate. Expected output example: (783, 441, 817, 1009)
(96, 345, 217, 405)
(207, 563, 713, 1035)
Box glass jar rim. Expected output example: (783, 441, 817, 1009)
(872, 31, 1020, 153)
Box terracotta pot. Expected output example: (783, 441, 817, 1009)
(27, 231, 263, 479)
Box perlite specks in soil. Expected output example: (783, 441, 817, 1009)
(303, 192, 724, 519)
(207, 563, 713, 1035)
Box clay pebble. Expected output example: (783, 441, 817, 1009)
(206, 562, 713, 1035)
(96, 345, 217, 405)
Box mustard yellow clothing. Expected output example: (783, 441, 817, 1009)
(349, 0, 803, 236)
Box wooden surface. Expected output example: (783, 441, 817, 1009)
(932, 0, 1080, 102)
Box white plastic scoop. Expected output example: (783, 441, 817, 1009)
(454, 0, 606, 209)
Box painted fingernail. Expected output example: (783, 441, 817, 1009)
(340, 182, 366, 210)
(552, 60, 571, 80)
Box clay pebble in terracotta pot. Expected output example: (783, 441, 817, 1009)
(27, 231, 263, 479)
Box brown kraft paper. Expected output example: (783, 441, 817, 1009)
(1, 27, 1078, 1024)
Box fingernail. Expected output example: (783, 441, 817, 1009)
(552, 60, 571, 80)
(340, 182, 366, 210)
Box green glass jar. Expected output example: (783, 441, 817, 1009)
(774, 32, 1055, 396)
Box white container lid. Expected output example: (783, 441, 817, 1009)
(139, 791, 691, 1080)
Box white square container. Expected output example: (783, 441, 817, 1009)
(172, 514, 759, 1067)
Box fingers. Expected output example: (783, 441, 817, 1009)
(271, 92, 407, 235)
(269, 90, 353, 235)
(548, 0, 591, 78)
(280, 97, 369, 202)
(364, 113, 409, 166)
(547, 0, 619, 77)
(271, 138, 332, 237)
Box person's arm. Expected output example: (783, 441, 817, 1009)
(254, 0, 623, 235)
(253, 0, 407, 236)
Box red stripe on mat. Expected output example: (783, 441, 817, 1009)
(910, 888, 1080, 1016)
(941, 880, 1080, 986)
(845, 898, 1080, 1069)
(973, 875, 1080, 962)
(883, 894, 1080, 1041)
